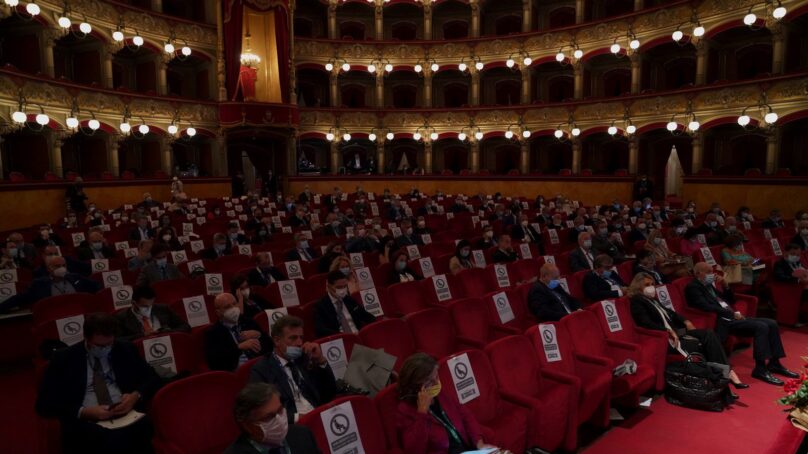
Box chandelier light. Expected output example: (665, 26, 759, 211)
(474, 61, 484, 71)
(341, 62, 350, 72)
(413, 132, 422, 141)
(743, 12, 757, 26)
(414, 64, 423, 73)
(386, 132, 395, 140)
(4, 0, 20, 6)
(688, 120, 700, 132)
(506, 58, 515, 68)
(88, 118, 100, 131)
(458, 132, 467, 141)
(610, 43, 622, 54)
(58, 16, 71, 29)
(522, 130, 531, 139)
(772, 5, 787, 20)
(693, 25, 705, 37)
(764, 111, 778, 124)
(343, 133, 351, 141)
(164, 41, 175, 54)
(66, 116, 79, 129)
(186, 127, 196, 137)
(132, 35, 144, 47)
(25, 1, 40, 16)
(326, 132, 335, 141)
(430, 63, 439, 72)
(608, 125, 618, 136)
(626, 124, 637, 135)
(504, 130, 514, 139)
(737, 114, 751, 127)
(554, 129, 564, 139)
(523, 56, 532, 66)
(384, 63, 393, 72)
(430, 132, 439, 141)
(474, 131, 484, 140)
(112, 30, 125, 42)
(368, 132, 377, 141)
(629, 39, 640, 50)
(666, 121, 678, 132)
(458, 62, 467, 72)
(672, 30, 684, 42)
(120, 121, 131, 134)
(181, 46, 192, 56)
(168, 124, 178, 135)
(79, 22, 92, 34)
(367, 64, 376, 73)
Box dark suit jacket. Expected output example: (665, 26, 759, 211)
(33, 256, 91, 279)
(476, 238, 497, 249)
(288, 216, 309, 228)
(246, 267, 286, 287)
(285, 248, 319, 262)
(492, 249, 518, 264)
(128, 226, 155, 242)
(633, 264, 667, 285)
(510, 224, 541, 244)
(223, 427, 321, 454)
(204, 317, 272, 371)
(313, 294, 376, 338)
(684, 279, 736, 340)
(628, 229, 648, 243)
(569, 247, 594, 272)
(323, 224, 344, 237)
(2, 273, 100, 312)
(629, 295, 686, 332)
(790, 234, 808, 250)
(773, 258, 802, 284)
(76, 244, 116, 261)
(114, 304, 191, 341)
(761, 218, 784, 229)
(396, 234, 421, 248)
(35, 340, 161, 422)
(527, 281, 581, 321)
(199, 246, 232, 261)
(32, 235, 64, 249)
(135, 262, 184, 287)
(249, 354, 337, 424)
(695, 224, 727, 246)
(582, 271, 625, 301)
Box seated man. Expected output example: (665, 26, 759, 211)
(34, 245, 90, 278)
(227, 222, 250, 247)
(288, 206, 309, 228)
(200, 233, 232, 260)
(246, 252, 286, 287)
(476, 225, 498, 249)
(6, 232, 37, 268)
(345, 226, 379, 253)
(225, 382, 320, 454)
(791, 220, 808, 250)
(491, 234, 518, 263)
(32, 225, 65, 249)
(569, 232, 596, 272)
(510, 213, 543, 249)
(128, 215, 155, 242)
(127, 240, 153, 272)
(135, 243, 184, 287)
(285, 233, 319, 263)
(773, 243, 808, 287)
(115, 285, 190, 341)
(685, 262, 798, 385)
(249, 315, 337, 424)
(322, 213, 344, 237)
(696, 213, 727, 246)
(204, 293, 272, 371)
(395, 220, 421, 248)
(582, 254, 628, 301)
(313, 270, 376, 338)
(591, 220, 627, 262)
(231, 274, 272, 320)
(761, 209, 785, 229)
(528, 263, 581, 321)
(35, 313, 161, 454)
(1, 240, 32, 270)
(1, 255, 100, 312)
(76, 230, 116, 261)
(633, 250, 667, 285)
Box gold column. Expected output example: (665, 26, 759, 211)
(216, 0, 227, 101)
(217, 134, 228, 177)
(328, 1, 338, 40)
(424, 141, 433, 174)
(40, 30, 56, 78)
(108, 135, 120, 177)
(691, 132, 703, 174)
(423, 2, 432, 40)
(575, 0, 585, 24)
(376, 141, 385, 175)
(571, 138, 581, 174)
(628, 136, 638, 174)
(695, 42, 708, 85)
(157, 58, 168, 95)
(630, 54, 641, 94)
(286, 134, 297, 177)
(151, 0, 162, 12)
(289, 0, 297, 104)
(771, 25, 786, 75)
(330, 140, 340, 174)
(50, 133, 64, 178)
(102, 46, 115, 89)
(375, 3, 384, 40)
(470, 69, 480, 106)
(423, 70, 432, 107)
(161, 137, 173, 174)
(329, 71, 339, 107)
(573, 65, 583, 99)
(766, 131, 779, 174)
(470, 141, 480, 172)
(519, 140, 529, 174)
(470, 0, 480, 38)
(522, 0, 531, 32)
(376, 72, 385, 107)
(521, 66, 531, 104)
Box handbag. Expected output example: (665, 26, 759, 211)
(664, 353, 732, 412)
(723, 264, 742, 284)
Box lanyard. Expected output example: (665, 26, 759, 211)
(429, 405, 466, 448)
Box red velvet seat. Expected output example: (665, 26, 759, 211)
(214, 254, 254, 273)
(373, 385, 406, 454)
(563, 311, 656, 407)
(585, 298, 668, 391)
(527, 321, 611, 446)
(485, 335, 577, 452)
(418, 273, 460, 308)
(449, 297, 520, 348)
(359, 318, 415, 372)
(133, 331, 205, 376)
(151, 371, 242, 454)
(152, 279, 196, 304)
(508, 258, 540, 284)
(32, 293, 96, 325)
(482, 288, 536, 332)
(438, 350, 530, 453)
(387, 280, 427, 314)
(455, 267, 496, 297)
(769, 281, 807, 326)
(298, 396, 389, 454)
(405, 308, 467, 359)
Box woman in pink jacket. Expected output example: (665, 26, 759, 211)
(395, 353, 502, 454)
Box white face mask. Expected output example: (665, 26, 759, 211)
(137, 305, 152, 318)
(52, 266, 68, 278)
(334, 287, 348, 298)
(241, 288, 251, 298)
(257, 410, 289, 447)
(223, 306, 240, 324)
(642, 286, 656, 298)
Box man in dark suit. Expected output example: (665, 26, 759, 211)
(322, 213, 344, 237)
(225, 382, 320, 454)
(250, 315, 337, 423)
(288, 207, 309, 228)
(135, 244, 184, 286)
(204, 293, 272, 371)
(695, 213, 727, 247)
(491, 234, 518, 263)
(477, 226, 498, 249)
(284, 233, 319, 263)
(395, 220, 421, 248)
(633, 174, 653, 201)
(387, 200, 405, 221)
(633, 250, 667, 285)
(227, 222, 250, 247)
(200, 233, 232, 261)
(569, 232, 595, 273)
(35, 313, 161, 454)
(33, 245, 91, 278)
(773, 243, 808, 285)
(510, 214, 542, 247)
(115, 285, 190, 341)
(1, 255, 100, 313)
(791, 220, 808, 250)
(582, 254, 627, 302)
(5, 232, 37, 268)
(313, 271, 376, 338)
(591, 221, 627, 262)
(567, 217, 588, 244)
(247, 252, 286, 287)
(528, 263, 581, 321)
(685, 262, 798, 385)
(761, 210, 785, 229)
(128, 215, 155, 242)
(76, 231, 116, 261)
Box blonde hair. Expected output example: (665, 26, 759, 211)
(329, 256, 351, 273)
(627, 272, 654, 298)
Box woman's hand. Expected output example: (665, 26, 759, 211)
(684, 320, 696, 331)
(417, 385, 432, 414)
(667, 329, 680, 348)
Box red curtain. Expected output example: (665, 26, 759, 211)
(223, 0, 243, 100)
(274, 7, 289, 103)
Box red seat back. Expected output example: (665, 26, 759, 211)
(456, 267, 496, 297)
(388, 280, 428, 314)
(437, 349, 500, 426)
(298, 396, 388, 454)
(359, 319, 415, 372)
(374, 384, 403, 451)
(585, 298, 639, 344)
(33, 293, 96, 325)
(133, 332, 204, 375)
(405, 308, 458, 359)
(484, 335, 542, 400)
(526, 321, 577, 376)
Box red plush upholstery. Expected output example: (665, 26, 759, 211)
(418, 273, 461, 308)
(152, 279, 197, 304)
(482, 288, 536, 332)
(32, 293, 95, 325)
(388, 280, 428, 314)
(484, 335, 577, 452)
(359, 318, 416, 372)
(133, 332, 205, 376)
(373, 385, 405, 453)
(438, 350, 530, 453)
(563, 311, 656, 407)
(405, 308, 465, 359)
(769, 281, 806, 326)
(586, 298, 668, 391)
(527, 321, 611, 438)
(448, 297, 520, 349)
(298, 396, 388, 454)
(151, 371, 242, 454)
(456, 267, 496, 297)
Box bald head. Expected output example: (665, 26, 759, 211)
(88, 231, 104, 243)
(539, 263, 559, 284)
(693, 262, 712, 278)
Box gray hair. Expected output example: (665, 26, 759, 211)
(234, 382, 280, 423)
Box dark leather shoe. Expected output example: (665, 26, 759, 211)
(731, 381, 750, 389)
(729, 391, 740, 400)
(769, 366, 800, 379)
(752, 370, 784, 385)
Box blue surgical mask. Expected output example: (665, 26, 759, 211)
(339, 267, 351, 276)
(602, 270, 612, 278)
(299, 240, 309, 249)
(787, 255, 801, 263)
(91, 242, 103, 251)
(156, 258, 167, 267)
(286, 345, 303, 360)
(704, 273, 715, 284)
(396, 261, 407, 271)
(547, 279, 560, 289)
(582, 240, 592, 248)
(89, 344, 112, 359)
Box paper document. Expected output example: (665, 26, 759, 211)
(96, 410, 145, 429)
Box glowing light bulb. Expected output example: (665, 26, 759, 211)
(506, 59, 515, 68)
(626, 124, 636, 135)
(4, 0, 20, 6)
(555, 52, 565, 62)
(430, 132, 438, 141)
(413, 132, 422, 141)
(474, 131, 484, 140)
(138, 124, 150, 135)
(430, 63, 439, 72)
(79, 22, 92, 34)
(608, 126, 618, 135)
(458, 132, 467, 141)
(475, 61, 484, 71)
(458, 63, 467, 72)
(737, 115, 751, 127)
(672, 30, 684, 42)
(113, 31, 124, 42)
(186, 127, 196, 137)
(35, 113, 49, 125)
(164, 42, 175, 54)
(554, 129, 564, 139)
(88, 119, 100, 130)
(764, 112, 778, 124)
(326, 132, 335, 141)
(505, 130, 514, 139)
(773, 6, 787, 20)
(523, 57, 532, 66)
(571, 127, 581, 137)
(629, 39, 640, 50)
(120, 121, 131, 133)
(384, 63, 393, 72)
(367, 64, 376, 73)
(743, 13, 757, 26)
(414, 64, 423, 73)
(181, 46, 192, 56)
(132, 35, 144, 47)
(522, 130, 531, 139)
(386, 132, 394, 140)
(693, 25, 705, 37)
(66, 117, 79, 129)
(325, 63, 334, 71)
(666, 121, 677, 132)
(688, 121, 700, 132)
(341, 63, 350, 72)
(343, 133, 351, 141)
(58, 16, 71, 29)
(26, 2, 40, 16)
(168, 124, 178, 135)
(368, 133, 377, 141)
(573, 49, 583, 59)
(610, 43, 621, 54)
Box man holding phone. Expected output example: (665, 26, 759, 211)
(35, 313, 161, 454)
(249, 315, 337, 424)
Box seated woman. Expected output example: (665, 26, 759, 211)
(230, 273, 271, 320)
(627, 273, 747, 391)
(448, 240, 474, 275)
(389, 249, 422, 285)
(396, 353, 505, 454)
(644, 229, 690, 278)
(679, 227, 704, 259)
(721, 234, 762, 285)
(318, 241, 345, 274)
(329, 255, 360, 294)
(157, 227, 184, 251)
(377, 237, 397, 265)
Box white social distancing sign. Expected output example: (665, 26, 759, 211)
(448, 353, 480, 404)
(320, 400, 365, 454)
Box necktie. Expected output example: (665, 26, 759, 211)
(160, 266, 167, 279)
(92, 357, 113, 406)
(287, 362, 302, 387)
(335, 299, 354, 333)
(142, 315, 154, 335)
(301, 248, 311, 261)
(550, 289, 572, 314)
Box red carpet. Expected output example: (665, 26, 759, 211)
(1, 327, 806, 454)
